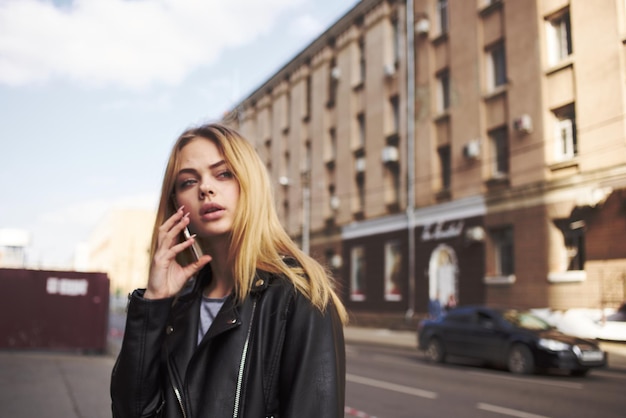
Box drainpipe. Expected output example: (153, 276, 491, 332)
(302, 170, 311, 255)
(405, 0, 416, 321)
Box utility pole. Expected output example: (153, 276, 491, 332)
(405, 0, 416, 321)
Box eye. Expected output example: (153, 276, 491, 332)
(217, 170, 234, 180)
(179, 178, 198, 189)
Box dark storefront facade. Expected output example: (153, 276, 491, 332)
(342, 196, 486, 324)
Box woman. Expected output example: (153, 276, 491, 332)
(111, 123, 348, 418)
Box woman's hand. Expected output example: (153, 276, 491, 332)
(144, 206, 212, 299)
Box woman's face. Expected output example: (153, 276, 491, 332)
(173, 138, 240, 240)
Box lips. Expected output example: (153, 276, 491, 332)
(200, 202, 225, 218)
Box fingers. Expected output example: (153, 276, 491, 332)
(184, 254, 212, 277)
(157, 206, 189, 249)
(160, 205, 185, 232)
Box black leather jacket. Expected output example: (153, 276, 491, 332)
(110, 267, 346, 418)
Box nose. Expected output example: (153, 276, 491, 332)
(199, 183, 215, 199)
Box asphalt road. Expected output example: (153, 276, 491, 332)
(344, 343, 626, 418)
(1, 310, 622, 418)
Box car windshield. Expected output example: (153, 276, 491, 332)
(501, 310, 551, 330)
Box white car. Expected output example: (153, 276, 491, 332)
(532, 305, 626, 342)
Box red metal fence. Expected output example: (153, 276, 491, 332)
(0, 268, 110, 353)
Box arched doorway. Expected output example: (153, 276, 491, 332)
(428, 244, 459, 311)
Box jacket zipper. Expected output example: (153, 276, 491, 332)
(233, 298, 258, 418)
(167, 355, 188, 418)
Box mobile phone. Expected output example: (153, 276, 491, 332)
(183, 226, 204, 261)
(172, 197, 204, 261)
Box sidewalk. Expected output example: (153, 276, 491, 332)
(0, 326, 624, 418)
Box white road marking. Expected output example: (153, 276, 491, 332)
(477, 402, 551, 418)
(346, 373, 437, 399)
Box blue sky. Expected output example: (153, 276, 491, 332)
(0, 0, 360, 268)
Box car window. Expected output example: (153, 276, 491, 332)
(502, 310, 551, 330)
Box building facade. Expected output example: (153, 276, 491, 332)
(86, 208, 155, 297)
(0, 228, 31, 268)
(224, 0, 626, 324)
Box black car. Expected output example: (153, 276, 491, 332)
(417, 306, 607, 376)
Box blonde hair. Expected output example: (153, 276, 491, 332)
(150, 123, 348, 324)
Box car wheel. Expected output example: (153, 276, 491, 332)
(426, 337, 446, 363)
(508, 344, 534, 375)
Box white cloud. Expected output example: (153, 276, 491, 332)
(0, 0, 305, 89)
(100, 93, 172, 112)
(288, 14, 326, 42)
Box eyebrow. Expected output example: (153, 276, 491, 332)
(177, 160, 227, 176)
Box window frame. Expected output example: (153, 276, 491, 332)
(437, 0, 449, 35)
(553, 104, 577, 162)
(492, 226, 515, 276)
(486, 42, 507, 91)
(546, 9, 572, 66)
(489, 127, 509, 177)
(437, 70, 451, 113)
(437, 144, 451, 191)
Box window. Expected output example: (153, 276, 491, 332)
(328, 58, 338, 108)
(356, 176, 366, 215)
(328, 184, 339, 213)
(553, 105, 577, 161)
(554, 219, 585, 271)
(282, 200, 290, 231)
(438, 145, 451, 190)
(328, 128, 337, 162)
(357, 113, 366, 148)
(304, 75, 312, 120)
(264, 139, 272, 172)
(359, 38, 366, 84)
(392, 18, 401, 65)
(492, 226, 514, 276)
(304, 140, 312, 172)
(350, 246, 366, 301)
(546, 9, 572, 66)
(390, 96, 400, 133)
(489, 127, 509, 177)
(282, 150, 290, 183)
(481, 0, 502, 7)
(437, 70, 450, 112)
(384, 241, 402, 301)
(437, 0, 449, 35)
(486, 43, 507, 91)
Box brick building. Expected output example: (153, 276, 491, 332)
(223, 0, 626, 325)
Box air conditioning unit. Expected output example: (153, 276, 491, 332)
(381, 145, 399, 163)
(465, 226, 485, 242)
(330, 254, 343, 269)
(415, 17, 430, 35)
(383, 63, 396, 78)
(355, 157, 366, 172)
(463, 139, 481, 159)
(330, 66, 341, 80)
(513, 114, 533, 134)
